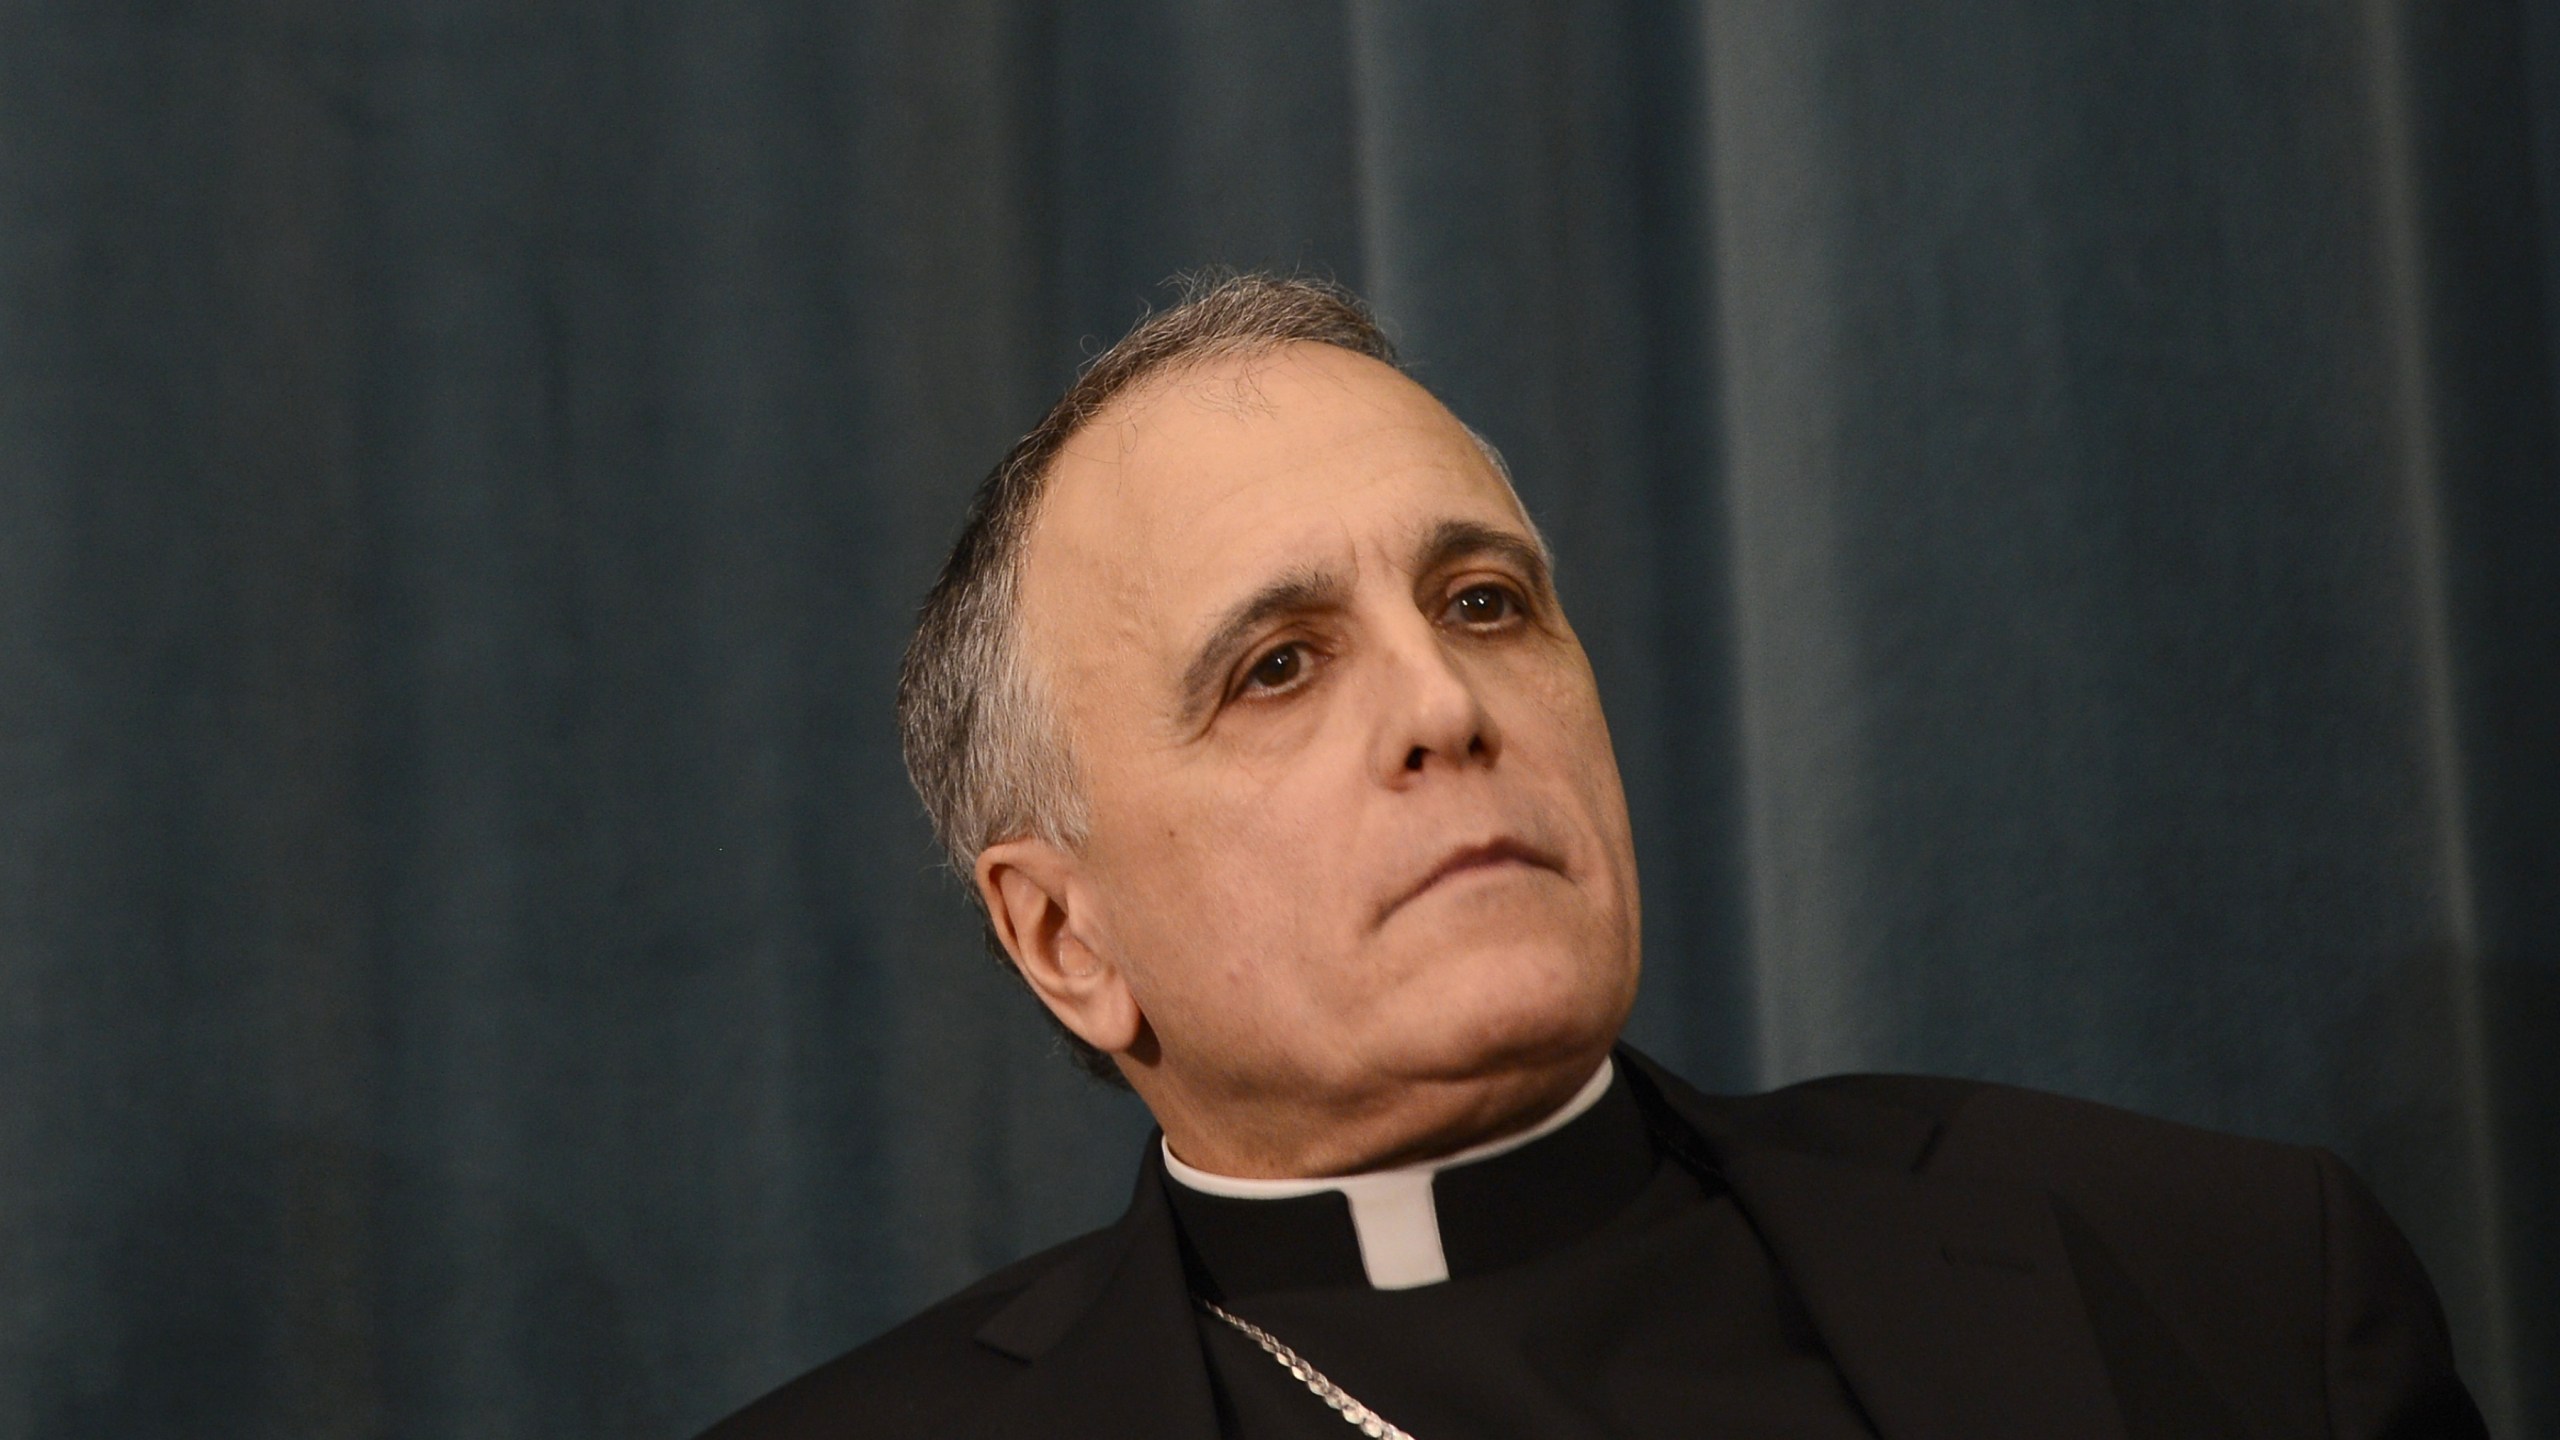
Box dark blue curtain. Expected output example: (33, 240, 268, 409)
(2, 3, 2553, 1435)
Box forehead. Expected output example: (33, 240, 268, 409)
(1025, 343, 1526, 617)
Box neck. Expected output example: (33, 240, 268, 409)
(1157, 1056, 1653, 1293)
(1166, 1057, 1616, 1189)
(1155, 1051, 1613, 1181)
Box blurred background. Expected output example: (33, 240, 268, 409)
(3, 2, 2556, 1435)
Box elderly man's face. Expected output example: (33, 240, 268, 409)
(991, 342, 1640, 1174)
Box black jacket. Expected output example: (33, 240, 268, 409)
(699, 1051, 2485, 1439)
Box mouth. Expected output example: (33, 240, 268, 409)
(1381, 837, 1562, 922)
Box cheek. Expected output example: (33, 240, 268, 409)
(1089, 776, 1351, 975)
(1500, 655, 1620, 792)
(1496, 660, 1638, 906)
(1165, 711, 1378, 899)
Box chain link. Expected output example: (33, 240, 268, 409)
(1199, 1299, 1419, 1440)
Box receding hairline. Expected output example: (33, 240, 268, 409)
(1015, 336, 1531, 580)
(1033, 336, 1426, 476)
(1006, 339, 1552, 734)
(996, 340, 1406, 723)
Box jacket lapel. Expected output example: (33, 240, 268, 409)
(1723, 1147, 2130, 1440)
(1627, 1053, 2129, 1440)
(966, 1147, 1220, 1440)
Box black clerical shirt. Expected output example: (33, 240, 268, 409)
(1162, 1064, 1880, 1439)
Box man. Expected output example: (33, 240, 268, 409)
(701, 275, 2485, 1438)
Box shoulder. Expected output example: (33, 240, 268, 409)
(1747, 1071, 2333, 1286)
(1736, 1072, 2475, 1434)
(691, 1227, 1114, 1440)
(1642, 1055, 2351, 1333)
(1761, 1070, 2312, 1192)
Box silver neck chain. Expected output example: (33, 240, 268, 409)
(1199, 1299, 1419, 1439)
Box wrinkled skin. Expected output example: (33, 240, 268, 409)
(977, 342, 1641, 1178)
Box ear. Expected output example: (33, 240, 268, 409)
(975, 836, 1145, 1058)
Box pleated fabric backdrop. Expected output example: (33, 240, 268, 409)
(1, 2, 2553, 1435)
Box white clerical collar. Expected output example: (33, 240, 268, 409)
(1161, 1058, 1617, 1290)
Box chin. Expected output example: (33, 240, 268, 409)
(1379, 928, 1633, 1082)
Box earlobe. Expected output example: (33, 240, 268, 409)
(974, 839, 1144, 1055)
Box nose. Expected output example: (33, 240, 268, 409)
(1369, 620, 1500, 784)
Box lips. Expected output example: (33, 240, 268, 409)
(1381, 836, 1562, 922)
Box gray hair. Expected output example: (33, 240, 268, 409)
(895, 273, 1400, 1083)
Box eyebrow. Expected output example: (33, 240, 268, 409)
(1171, 517, 1557, 728)
(1413, 517, 1556, 602)
(1175, 564, 1352, 726)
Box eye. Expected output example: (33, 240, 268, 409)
(1445, 583, 1521, 627)
(1240, 642, 1309, 694)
